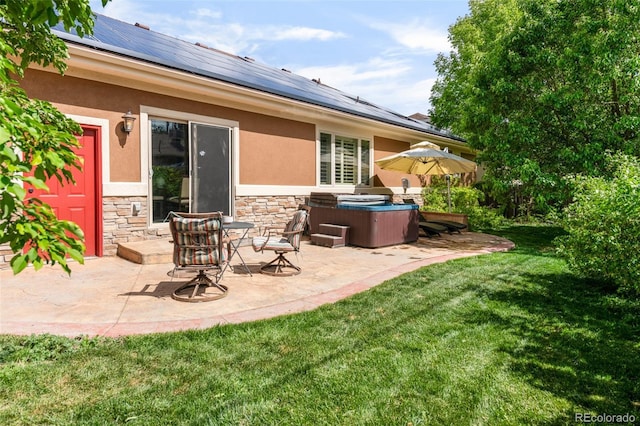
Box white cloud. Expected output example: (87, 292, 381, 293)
(192, 8, 222, 19)
(91, 0, 141, 23)
(268, 27, 345, 41)
(296, 57, 409, 88)
(347, 76, 434, 116)
(179, 24, 344, 51)
(293, 57, 433, 114)
(368, 19, 451, 54)
(92, 0, 344, 56)
(386, 77, 436, 115)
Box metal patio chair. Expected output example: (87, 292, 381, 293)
(169, 211, 228, 302)
(252, 209, 308, 276)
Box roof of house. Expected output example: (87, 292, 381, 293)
(53, 14, 461, 141)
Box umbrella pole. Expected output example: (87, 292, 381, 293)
(446, 175, 452, 213)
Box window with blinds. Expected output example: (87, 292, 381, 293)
(319, 132, 370, 186)
(335, 136, 357, 184)
(320, 133, 331, 185)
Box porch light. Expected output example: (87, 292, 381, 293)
(122, 110, 136, 134)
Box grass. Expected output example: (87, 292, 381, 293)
(1, 224, 639, 425)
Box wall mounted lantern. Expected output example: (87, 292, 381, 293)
(121, 110, 136, 134)
(401, 177, 410, 194)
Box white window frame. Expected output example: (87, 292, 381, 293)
(141, 106, 239, 227)
(318, 131, 372, 187)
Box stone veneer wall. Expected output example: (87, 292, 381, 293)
(0, 194, 310, 268)
(392, 194, 424, 207)
(102, 196, 171, 255)
(105, 194, 309, 254)
(234, 195, 308, 237)
(0, 196, 159, 267)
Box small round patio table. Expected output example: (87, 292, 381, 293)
(222, 221, 255, 276)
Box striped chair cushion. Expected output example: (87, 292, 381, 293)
(172, 216, 223, 266)
(252, 236, 294, 252)
(284, 210, 307, 249)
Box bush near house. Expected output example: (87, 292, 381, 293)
(421, 176, 506, 230)
(556, 153, 640, 297)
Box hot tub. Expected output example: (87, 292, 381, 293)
(309, 203, 419, 248)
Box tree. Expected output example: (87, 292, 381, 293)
(0, 0, 109, 274)
(556, 153, 640, 296)
(430, 0, 640, 215)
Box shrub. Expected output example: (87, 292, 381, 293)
(421, 181, 448, 212)
(421, 177, 507, 231)
(421, 176, 476, 212)
(556, 153, 640, 296)
(462, 206, 508, 231)
(451, 185, 483, 210)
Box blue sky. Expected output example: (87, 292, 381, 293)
(88, 0, 470, 116)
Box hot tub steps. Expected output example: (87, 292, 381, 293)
(311, 224, 349, 248)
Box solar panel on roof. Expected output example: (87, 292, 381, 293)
(52, 13, 462, 141)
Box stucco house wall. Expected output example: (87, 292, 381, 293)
(21, 70, 319, 187)
(13, 70, 323, 257)
(0, 14, 476, 266)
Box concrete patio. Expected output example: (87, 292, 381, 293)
(0, 233, 514, 338)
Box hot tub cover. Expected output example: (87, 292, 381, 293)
(336, 203, 418, 211)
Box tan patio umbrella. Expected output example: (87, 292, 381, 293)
(375, 141, 477, 211)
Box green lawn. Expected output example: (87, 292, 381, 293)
(1, 225, 639, 425)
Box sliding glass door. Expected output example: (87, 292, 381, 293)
(150, 119, 232, 223)
(190, 122, 231, 214)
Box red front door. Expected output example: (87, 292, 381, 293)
(27, 126, 101, 256)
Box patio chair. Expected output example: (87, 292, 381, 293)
(403, 199, 467, 235)
(169, 211, 228, 302)
(419, 220, 447, 238)
(252, 209, 308, 276)
(417, 211, 467, 234)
